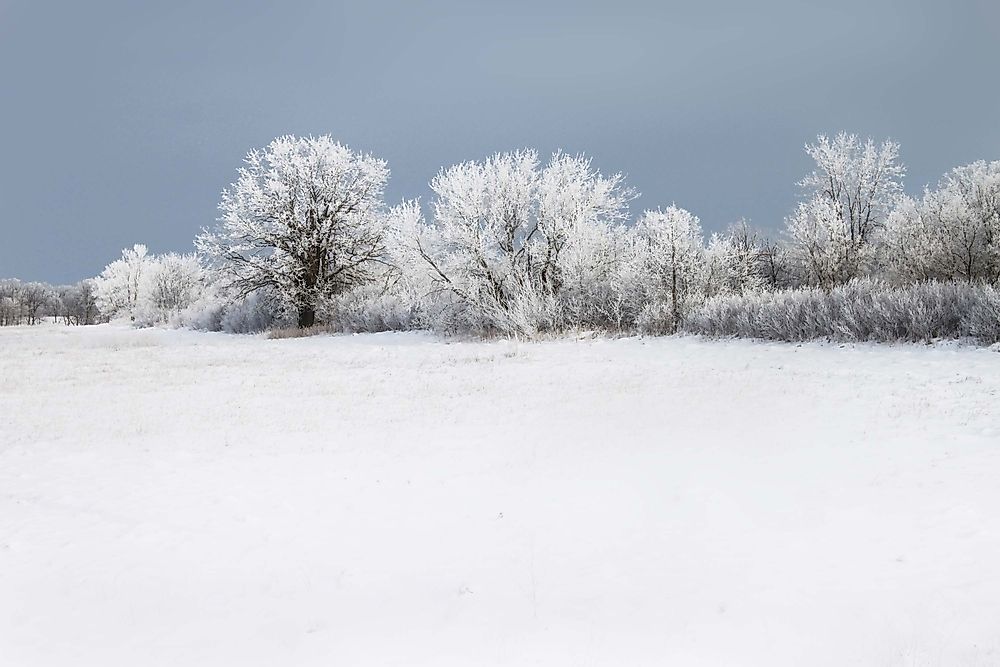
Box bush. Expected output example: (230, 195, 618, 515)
(963, 286, 1000, 343)
(318, 284, 426, 334)
(684, 279, 1000, 344)
(219, 291, 293, 334)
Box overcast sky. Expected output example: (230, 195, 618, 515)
(1, 0, 998, 283)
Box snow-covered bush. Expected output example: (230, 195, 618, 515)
(171, 295, 225, 332)
(962, 285, 1000, 343)
(94, 246, 209, 326)
(685, 278, 996, 343)
(216, 290, 293, 334)
(163, 284, 294, 334)
(317, 283, 425, 333)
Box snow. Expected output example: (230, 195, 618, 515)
(2, 324, 1000, 666)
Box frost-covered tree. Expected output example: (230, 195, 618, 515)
(785, 195, 862, 288)
(416, 149, 634, 334)
(758, 237, 792, 289)
(703, 220, 770, 297)
(0, 281, 18, 325)
(142, 253, 205, 316)
(196, 135, 391, 328)
(94, 246, 209, 325)
(57, 281, 100, 325)
(885, 160, 1000, 284)
(20, 282, 51, 325)
(534, 152, 634, 296)
(0, 280, 55, 325)
(0, 280, 27, 325)
(632, 205, 705, 332)
(786, 133, 905, 287)
(94, 244, 151, 320)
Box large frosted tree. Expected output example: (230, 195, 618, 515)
(417, 149, 633, 333)
(197, 135, 391, 327)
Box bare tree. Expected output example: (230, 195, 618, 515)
(20, 282, 51, 325)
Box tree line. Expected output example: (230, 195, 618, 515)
(0, 279, 101, 326)
(10, 132, 998, 342)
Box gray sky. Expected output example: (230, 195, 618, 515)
(2, 0, 998, 283)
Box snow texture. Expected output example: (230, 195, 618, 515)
(2, 324, 999, 666)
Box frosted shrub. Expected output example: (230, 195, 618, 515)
(318, 283, 425, 333)
(219, 291, 293, 334)
(962, 285, 1000, 343)
(172, 292, 226, 332)
(421, 275, 560, 337)
(95, 246, 209, 327)
(685, 279, 998, 343)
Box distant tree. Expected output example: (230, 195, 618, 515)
(196, 135, 391, 328)
(0, 280, 23, 325)
(758, 237, 792, 289)
(0, 280, 54, 325)
(72, 280, 100, 325)
(20, 282, 51, 325)
(785, 133, 905, 287)
(633, 205, 705, 331)
(885, 160, 1000, 284)
(785, 195, 859, 288)
(703, 220, 770, 297)
(143, 253, 204, 316)
(94, 244, 152, 320)
(57, 280, 100, 325)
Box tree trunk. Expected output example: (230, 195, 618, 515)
(298, 306, 316, 328)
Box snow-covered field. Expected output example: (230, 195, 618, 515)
(2, 324, 999, 666)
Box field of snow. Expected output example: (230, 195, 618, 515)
(2, 324, 999, 666)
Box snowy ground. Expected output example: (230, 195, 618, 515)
(2, 324, 999, 666)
